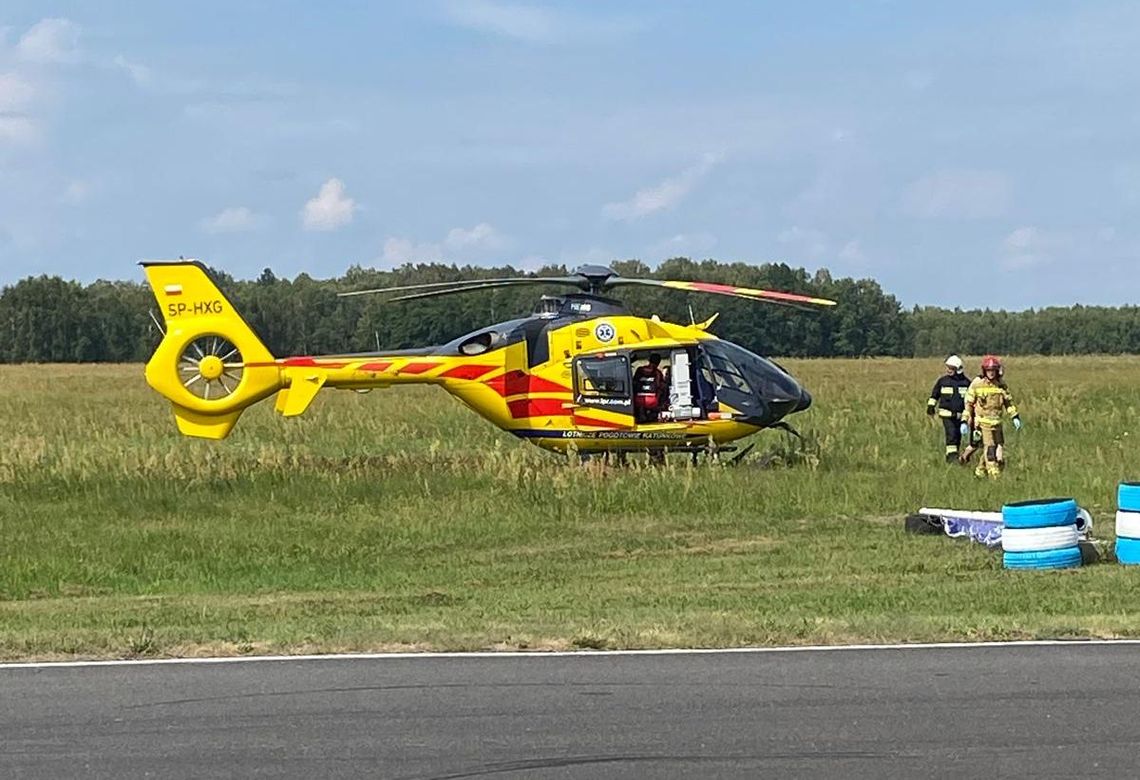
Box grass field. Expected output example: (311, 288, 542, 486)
(3, 356, 1140, 660)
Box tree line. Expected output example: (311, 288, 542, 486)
(0, 258, 1135, 362)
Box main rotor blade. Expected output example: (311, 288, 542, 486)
(608, 278, 836, 309)
(385, 278, 587, 303)
(338, 276, 583, 298)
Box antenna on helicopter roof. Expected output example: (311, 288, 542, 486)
(688, 303, 695, 326)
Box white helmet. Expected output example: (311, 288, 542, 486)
(944, 355, 964, 372)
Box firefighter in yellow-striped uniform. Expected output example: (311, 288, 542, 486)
(926, 355, 971, 463)
(961, 354, 1022, 478)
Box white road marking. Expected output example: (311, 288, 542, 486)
(2, 639, 1140, 670)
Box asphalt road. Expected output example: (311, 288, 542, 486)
(2, 643, 1138, 779)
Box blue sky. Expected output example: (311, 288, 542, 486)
(1, 1, 1137, 308)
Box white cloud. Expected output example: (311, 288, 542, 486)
(61, 179, 90, 205)
(1003, 226, 1038, 251)
(649, 232, 717, 259)
(1000, 226, 1061, 270)
(113, 55, 152, 87)
(380, 223, 509, 266)
(301, 178, 356, 231)
(777, 225, 829, 260)
(444, 1, 554, 42)
(904, 70, 935, 92)
(381, 237, 442, 265)
(201, 206, 262, 234)
(16, 18, 81, 65)
(902, 170, 1011, 219)
(442, 0, 640, 44)
(0, 116, 37, 145)
(603, 152, 722, 222)
(0, 73, 35, 111)
(444, 222, 506, 252)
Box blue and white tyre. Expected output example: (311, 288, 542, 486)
(1001, 524, 1080, 553)
(1116, 511, 1140, 539)
(1116, 537, 1140, 565)
(1119, 483, 1140, 513)
(1002, 498, 1079, 530)
(1003, 546, 1082, 570)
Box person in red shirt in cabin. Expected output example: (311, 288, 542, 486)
(633, 353, 667, 423)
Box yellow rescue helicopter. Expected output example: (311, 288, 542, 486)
(141, 260, 835, 457)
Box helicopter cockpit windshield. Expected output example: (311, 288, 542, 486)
(698, 341, 809, 420)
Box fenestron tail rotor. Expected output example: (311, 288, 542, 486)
(177, 335, 245, 401)
(143, 260, 282, 439)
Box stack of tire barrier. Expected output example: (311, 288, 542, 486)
(1116, 483, 1140, 565)
(1001, 498, 1082, 570)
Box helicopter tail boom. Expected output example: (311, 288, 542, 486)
(142, 260, 282, 439)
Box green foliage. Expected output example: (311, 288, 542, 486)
(6, 260, 1138, 363)
(909, 304, 1140, 356)
(0, 260, 909, 361)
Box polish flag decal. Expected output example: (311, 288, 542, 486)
(164, 284, 183, 296)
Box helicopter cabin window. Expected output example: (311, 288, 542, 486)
(574, 355, 629, 408)
(575, 355, 630, 400)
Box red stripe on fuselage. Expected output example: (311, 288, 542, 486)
(440, 364, 496, 380)
(399, 361, 439, 375)
(282, 357, 349, 368)
(571, 414, 628, 429)
(358, 360, 392, 372)
(484, 370, 569, 397)
(508, 398, 569, 418)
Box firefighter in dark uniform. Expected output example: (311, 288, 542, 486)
(926, 355, 971, 463)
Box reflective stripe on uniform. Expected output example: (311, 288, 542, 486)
(938, 409, 954, 417)
(941, 387, 954, 394)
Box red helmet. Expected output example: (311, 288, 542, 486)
(981, 355, 1003, 373)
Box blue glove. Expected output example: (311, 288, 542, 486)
(1012, 416, 1022, 431)
(960, 422, 970, 438)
